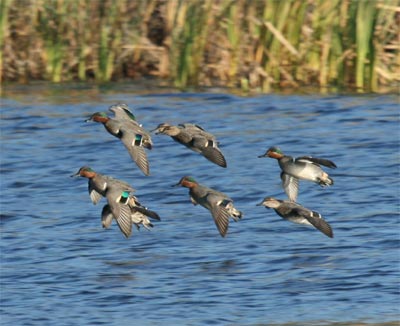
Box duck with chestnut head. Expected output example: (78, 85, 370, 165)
(71, 166, 160, 238)
(86, 103, 153, 176)
(173, 176, 242, 237)
(259, 146, 336, 201)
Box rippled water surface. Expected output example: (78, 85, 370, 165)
(1, 85, 399, 325)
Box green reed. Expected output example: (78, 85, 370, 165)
(0, 0, 11, 83)
(1, 0, 399, 92)
(356, 1, 377, 91)
(35, 0, 69, 82)
(170, 0, 213, 88)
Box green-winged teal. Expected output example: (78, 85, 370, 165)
(257, 197, 333, 238)
(258, 146, 336, 201)
(152, 123, 227, 167)
(86, 103, 152, 176)
(174, 176, 242, 237)
(72, 166, 160, 238)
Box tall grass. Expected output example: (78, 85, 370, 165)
(1, 0, 399, 92)
(356, 1, 377, 90)
(0, 0, 11, 84)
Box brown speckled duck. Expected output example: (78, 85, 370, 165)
(153, 123, 227, 168)
(257, 197, 333, 238)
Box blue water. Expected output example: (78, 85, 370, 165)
(1, 86, 399, 325)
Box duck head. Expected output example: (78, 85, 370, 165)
(71, 166, 96, 179)
(173, 176, 199, 188)
(258, 146, 284, 159)
(152, 123, 180, 136)
(256, 197, 281, 209)
(86, 112, 109, 124)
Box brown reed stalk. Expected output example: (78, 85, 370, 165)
(0, 0, 12, 84)
(1, 0, 398, 92)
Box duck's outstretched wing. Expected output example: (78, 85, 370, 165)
(210, 205, 230, 237)
(294, 207, 334, 238)
(119, 129, 150, 176)
(106, 189, 133, 238)
(281, 172, 299, 202)
(110, 103, 153, 149)
(201, 146, 227, 168)
(297, 156, 337, 169)
(109, 104, 138, 123)
(114, 205, 132, 238)
(207, 194, 231, 237)
(192, 136, 227, 167)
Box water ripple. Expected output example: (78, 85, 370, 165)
(1, 90, 399, 325)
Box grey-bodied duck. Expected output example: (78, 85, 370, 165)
(174, 176, 242, 237)
(257, 197, 333, 238)
(72, 166, 160, 238)
(86, 103, 153, 176)
(153, 123, 227, 167)
(259, 146, 336, 201)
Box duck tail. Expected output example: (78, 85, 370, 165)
(318, 173, 334, 186)
(142, 222, 154, 230)
(136, 219, 154, 231)
(231, 207, 243, 221)
(221, 199, 242, 221)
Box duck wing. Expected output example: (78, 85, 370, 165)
(103, 175, 135, 193)
(281, 172, 299, 202)
(207, 193, 231, 237)
(202, 146, 227, 167)
(297, 156, 337, 169)
(110, 104, 153, 149)
(210, 205, 230, 237)
(112, 205, 132, 238)
(181, 123, 215, 140)
(293, 207, 334, 238)
(172, 128, 194, 146)
(119, 129, 150, 176)
(88, 180, 105, 205)
(178, 123, 204, 132)
(192, 136, 227, 167)
(109, 104, 138, 123)
(101, 204, 114, 228)
(105, 189, 133, 238)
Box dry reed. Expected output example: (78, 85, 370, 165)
(1, 0, 399, 92)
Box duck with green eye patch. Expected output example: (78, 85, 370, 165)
(258, 146, 337, 202)
(71, 166, 160, 238)
(173, 176, 242, 238)
(86, 103, 153, 176)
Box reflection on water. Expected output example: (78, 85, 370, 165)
(1, 85, 399, 325)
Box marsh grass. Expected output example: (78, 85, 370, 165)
(2, 0, 399, 92)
